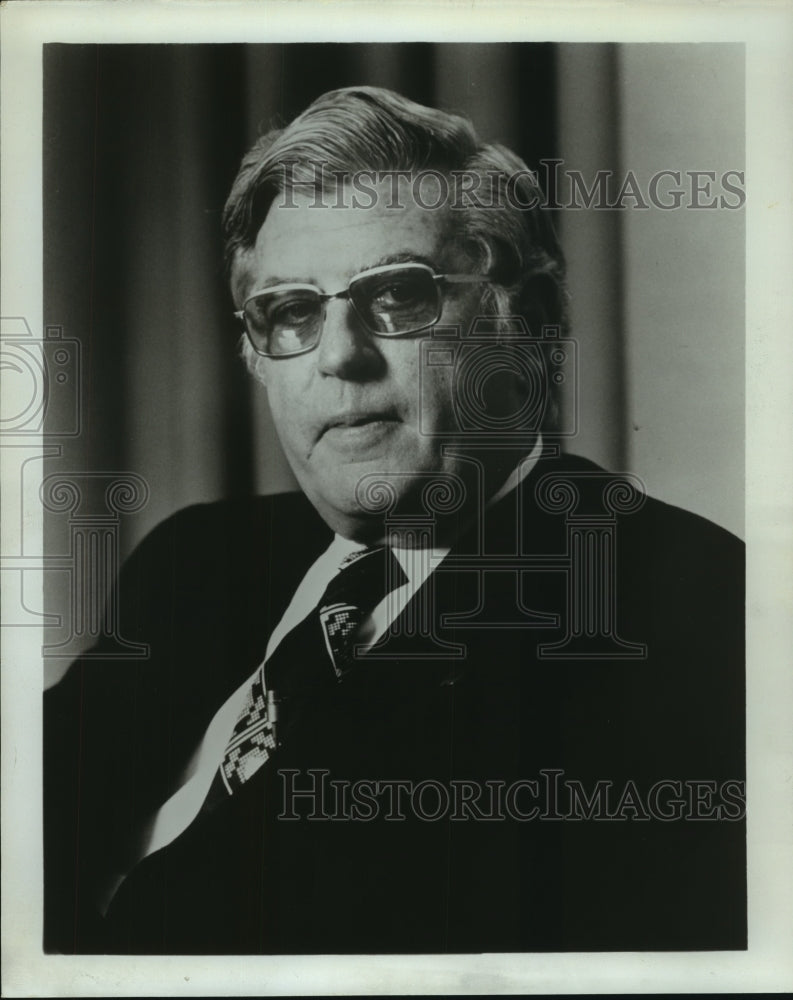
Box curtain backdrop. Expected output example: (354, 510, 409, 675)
(43, 43, 744, 680)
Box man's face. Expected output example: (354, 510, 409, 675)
(231, 182, 496, 540)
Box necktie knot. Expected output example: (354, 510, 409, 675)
(319, 545, 407, 677)
(265, 544, 406, 698)
(325, 544, 399, 601)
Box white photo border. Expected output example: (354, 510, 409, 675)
(2, 1, 792, 996)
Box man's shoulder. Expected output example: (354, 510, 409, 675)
(148, 490, 324, 540)
(65, 491, 332, 670)
(525, 450, 743, 556)
(130, 491, 331, 573)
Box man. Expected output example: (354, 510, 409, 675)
(44, 86, 745, 954)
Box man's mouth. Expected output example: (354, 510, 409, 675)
(322, 409, 401, 433)
(319, 409, 402, 450)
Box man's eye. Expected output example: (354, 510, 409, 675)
(269, 298, 317, 327)
(370, 279, 423, 310)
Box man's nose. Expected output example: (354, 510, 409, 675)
(315, 297, 384, 380)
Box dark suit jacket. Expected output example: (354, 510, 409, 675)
(44, 453, 746, 954)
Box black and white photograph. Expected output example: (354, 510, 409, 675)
(1, 2, 792, 996)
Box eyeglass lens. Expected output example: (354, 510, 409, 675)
(244, 266, 441, 356)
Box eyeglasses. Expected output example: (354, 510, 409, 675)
(234, 262, 491, 358)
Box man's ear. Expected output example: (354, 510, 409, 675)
(251, 351, 269, 389)
(519, 275, 566, 434)
(238, 334, 269, 388)
(519, 274, 557, 336)
(475, 348, 531, 423)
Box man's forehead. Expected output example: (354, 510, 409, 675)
(231, 180, 456, 299)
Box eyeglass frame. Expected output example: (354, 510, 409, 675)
(233, 261, 492, 358)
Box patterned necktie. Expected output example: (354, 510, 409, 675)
(213, 545, 406, 797)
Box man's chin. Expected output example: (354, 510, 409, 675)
(296, 463, 407, 538)
(306, 492, 388, 544)
(300, 469, 471, 545)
